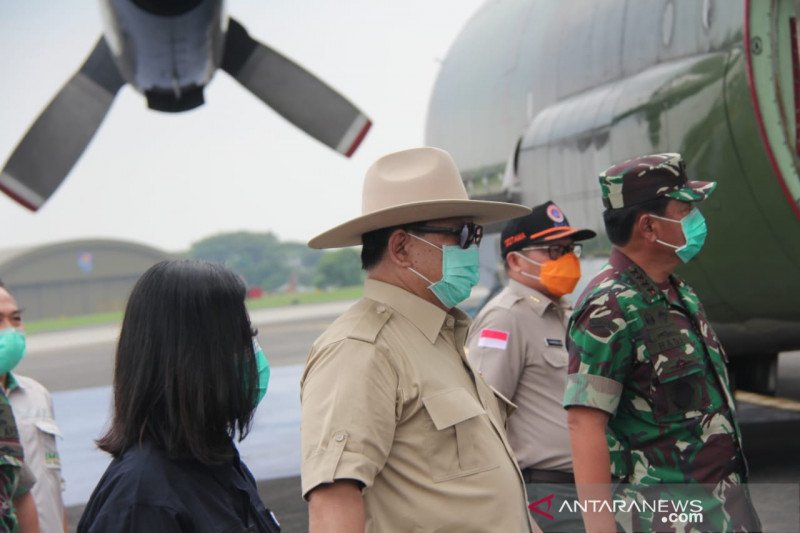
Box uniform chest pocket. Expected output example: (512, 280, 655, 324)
(651, 353, 711, 420)
(542, 347, 568, 369)
(32, 419, 62, 470)
(422, 388, 499, 482)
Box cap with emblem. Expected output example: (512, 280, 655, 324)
(500, 201, 596, 258)
(599, 152, 717, 210)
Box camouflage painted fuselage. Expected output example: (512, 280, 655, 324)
(564, 248, 760, 531)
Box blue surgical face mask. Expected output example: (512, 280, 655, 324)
(0, 328, 26, 375)
(407, 234, 480, 308)
(251, 338, 270, 406)
(651, 207, 708, 263)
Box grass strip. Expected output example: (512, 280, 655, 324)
(25, 286, 364, 334)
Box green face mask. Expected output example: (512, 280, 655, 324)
(251, 338, 270, 406)
(408, 234, 480, 308)
(652, 207, 708, 263)
(0, 328, 26, 374)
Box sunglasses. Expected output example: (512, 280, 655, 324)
(406, 222, 484, 249)
(522, 243, 582, 260)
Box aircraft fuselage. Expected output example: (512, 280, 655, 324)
(426, 0, 800, 372)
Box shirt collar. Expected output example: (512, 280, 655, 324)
(609, 248, 672, 305)
(364, 279, 468, 344)
(507, 279, 570, 317)
(4, 372, 20, 393)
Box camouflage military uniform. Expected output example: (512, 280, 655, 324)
(564, 153, 761, 532)
(1, 388, 25, 532)
(564, 249, 760, 531)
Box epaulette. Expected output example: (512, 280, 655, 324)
(346, 302, 393, 344)
(496, 288, 523, 310)
(622, 265, 660, 305)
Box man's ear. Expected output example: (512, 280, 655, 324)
(635, 213, 657, 243)
(386, 229, 413, 267)
(505, 252, 521, 272)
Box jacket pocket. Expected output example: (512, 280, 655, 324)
(651, 353, 710, 419)
(422, 388, 499, 482)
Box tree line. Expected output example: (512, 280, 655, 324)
(187, 231, 362, 291)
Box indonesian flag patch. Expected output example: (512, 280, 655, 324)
(477, 328, 509, 350)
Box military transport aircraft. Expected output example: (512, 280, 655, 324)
(426, 0, 800, 393)
(0, 0, 371, 212)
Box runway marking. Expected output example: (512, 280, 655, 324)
(736, 391, 800, 412)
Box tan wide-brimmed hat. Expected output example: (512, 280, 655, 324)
(309, 147, 531, 249)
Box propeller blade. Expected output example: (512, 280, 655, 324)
(222, 18, 371, 157)
(0, 37, 125, 211)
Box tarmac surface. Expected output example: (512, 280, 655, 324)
(17, 300, 800, 532)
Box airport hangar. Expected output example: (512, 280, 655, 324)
(0, 239, 171, 320)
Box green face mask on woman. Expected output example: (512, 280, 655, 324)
(250, 337, 270, 406)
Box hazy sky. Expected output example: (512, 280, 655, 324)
(0, 0, 485, 252)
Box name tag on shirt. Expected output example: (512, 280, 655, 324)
(545, 338, 563, 347)
(478, 329, 509, 350)
(45, 452, 61, 469)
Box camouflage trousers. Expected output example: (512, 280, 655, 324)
(614, 481, 762, 533)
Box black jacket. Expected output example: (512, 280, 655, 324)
(78, 441, 280, 533)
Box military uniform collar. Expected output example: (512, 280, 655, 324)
(2, 372, 20, 394)
(364, 279, 467, 344)
(609, 248, 680, 305)
(507, 279, 567, 317)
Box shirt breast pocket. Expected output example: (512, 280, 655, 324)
(33, 419, 62, 470)
(541, 347, 568, 369)
(651, 353, 711, 420)
(421, 388, 499, 482)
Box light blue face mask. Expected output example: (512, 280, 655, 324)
(651, 207, 708, 263)
(0, 328, 26, 375)
(251, 337, 270, 406)
(408, 234, 480, 308)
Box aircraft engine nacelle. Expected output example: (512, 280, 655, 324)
(99, 0, 226, 111)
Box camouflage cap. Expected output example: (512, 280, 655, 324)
(599, 153, 717, 209)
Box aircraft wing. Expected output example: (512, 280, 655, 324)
(0, 37, 125, 211)
(221, 18, 371, 157)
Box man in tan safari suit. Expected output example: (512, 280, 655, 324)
(300, 147, 538, 532)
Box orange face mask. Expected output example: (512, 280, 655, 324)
(514, 252, 582, 298)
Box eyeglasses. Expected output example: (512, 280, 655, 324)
(522, 243, 582, 259)
(406, 222, 483, 249)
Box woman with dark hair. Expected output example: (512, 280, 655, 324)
(78, 260, 280, 532)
